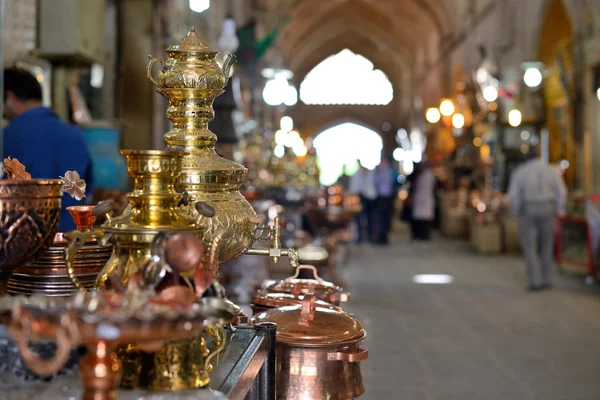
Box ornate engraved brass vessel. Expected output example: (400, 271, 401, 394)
(0, 180, 63, 271)
(147, 27, 258, 263)
(65, 149, 206, 290)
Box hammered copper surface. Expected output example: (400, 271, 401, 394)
(253, 305, 364, 345)
(276, 343, 365, 400)
(252, 296, 367, 400)
(0, 180, 62, 271)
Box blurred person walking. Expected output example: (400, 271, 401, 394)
(411, 161, 436, 241)
(508, 147, 567, 292)
(373, 157, 395, 245)
(350, 163, 377, 243)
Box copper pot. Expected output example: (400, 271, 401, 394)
(251, 291, 343, 315)
(260, 265, 349, 306)
(252, 294, 368, 400)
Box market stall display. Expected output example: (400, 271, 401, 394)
(0, 26, 371, 400)
(469, 191, 506, 254)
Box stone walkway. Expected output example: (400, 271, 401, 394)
(341, 232, 600, 400)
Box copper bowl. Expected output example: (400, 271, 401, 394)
(0, 180, 62, 271)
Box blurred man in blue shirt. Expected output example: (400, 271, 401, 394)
(3, 68, 93, 232)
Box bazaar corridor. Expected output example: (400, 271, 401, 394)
(341, 229, 600, 400)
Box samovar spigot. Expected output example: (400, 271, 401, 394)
(245, 216, 299, 268)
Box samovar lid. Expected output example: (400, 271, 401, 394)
(166, 26, 217, 55)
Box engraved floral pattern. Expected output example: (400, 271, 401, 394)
(0, 182, 62, 269)
(180, 191, 256, 262)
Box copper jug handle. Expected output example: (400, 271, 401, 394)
(285, 265, 323, 283)
(299, 293, 316, 326)
(327, 347, 368, 362)
(147, 56, 164, 88)
(9, 311, 78, 376)
(64, 228, 109, 292)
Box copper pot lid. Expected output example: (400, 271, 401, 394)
(264, 265, 347, 297)
(253, 292, 342, 312)
(252, 294, 364, 346)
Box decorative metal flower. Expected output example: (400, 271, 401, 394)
(2, 157, 32, 180)
(60, 170, 87, 200)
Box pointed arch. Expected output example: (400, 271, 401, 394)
(299, 49, 393, 106)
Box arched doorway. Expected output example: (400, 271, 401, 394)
(538, 0, 575, 187)
(313, 122, 383, 186)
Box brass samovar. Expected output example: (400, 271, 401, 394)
(65, 149, 207, 290)
(147, 27, 298, 266)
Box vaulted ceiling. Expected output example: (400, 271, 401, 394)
(255, 0, 458, 142)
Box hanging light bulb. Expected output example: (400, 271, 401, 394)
(439, 99, 455, 116)
(274, 145, 285, 158)
(218, 16, 239, 53)
(482, 86, 498, 102)
(523, 67, 543, 88)
(508, 109, 522, 127)
(275, 130, 288, 145)
(452, 113, 465, 129)
(263, 75, 294, 106)
(280, 116, 294, 132)
(284, 85, 298, 106)
(189, 0, 210, 13)
(425, 107, 441, 123)
(262, 79, 285, 106)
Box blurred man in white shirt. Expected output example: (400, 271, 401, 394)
(508, 147, 567, 292)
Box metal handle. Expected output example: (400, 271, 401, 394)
(92, 199, 115, 218)
(147, 56, 164, 87)
(64, 228, 107, 292)
(327, 347, 368, 362)
(9, 313, 77, 376)
(298, 293, 316, 326)
(195, 202, 216, 217)
(285, 265, 323, 283)
(221, 53, 236, 85)
(204, 325, 226, 374)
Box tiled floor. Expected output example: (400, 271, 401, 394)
(341, 232, 600, 400)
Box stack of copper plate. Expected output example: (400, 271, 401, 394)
(7, 233, 111, 297)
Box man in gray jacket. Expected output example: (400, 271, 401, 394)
(508, 147, 567, 291)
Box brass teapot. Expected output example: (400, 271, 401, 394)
(147, 27, 261, 263)
(65, 149, 208, 290)
(147, 26, 235, 90)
